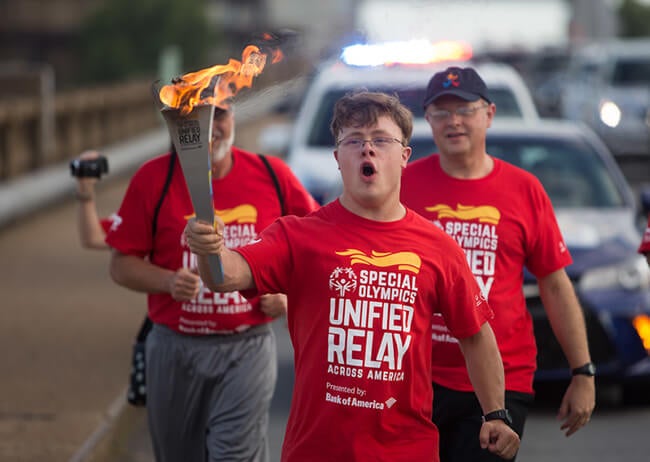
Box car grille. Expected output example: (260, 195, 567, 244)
(526, 295, 618, 370)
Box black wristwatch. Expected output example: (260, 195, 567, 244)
(571, 362, 596, 377)
(482, 409, 513, 426)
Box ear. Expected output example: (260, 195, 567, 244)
(486, 103, 496, 128)
(401, 146, 411, 168)
(333, 150, 340, 170)
(424, 104, 434, 124)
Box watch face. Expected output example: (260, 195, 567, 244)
(573, 363, 596, 376)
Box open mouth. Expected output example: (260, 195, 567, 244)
(361, 162, 376, 177)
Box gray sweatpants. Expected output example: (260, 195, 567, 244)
(146, 323, 277, 462)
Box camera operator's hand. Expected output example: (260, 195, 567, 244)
(75, 150, 101, 200)
(168, 267, 202, 301)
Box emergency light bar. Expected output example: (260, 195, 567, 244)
(341, 40, 472, 67)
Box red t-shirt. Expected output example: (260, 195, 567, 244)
(106, 148, 318, 334)
(236, 199, 490, 462)
(100, 214, 119, 235)
(401, 155, 572, 394)
(639, 215, 650, 254)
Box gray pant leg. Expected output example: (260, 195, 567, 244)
(146, 325, 209, 462)
(146, 324, 276, 462)
(205, 330, 277, 462)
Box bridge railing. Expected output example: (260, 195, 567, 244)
(0, 79, 160, 181)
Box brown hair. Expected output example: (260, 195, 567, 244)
(330, 91, 413, 144)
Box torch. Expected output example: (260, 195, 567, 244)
(161, 102, 223, 284)
(156, 41, 284, 286)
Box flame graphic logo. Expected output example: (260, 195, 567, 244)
(442, 72, 460, 88)
(217, 205, 257, 224)
(183, 204, 258, 225)
(424, 204, 500, 225)
(336, 249, 421, 274)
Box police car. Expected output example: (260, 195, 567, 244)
(262, 40, 539, 204)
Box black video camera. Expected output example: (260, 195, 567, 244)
(70, 156, 109, 178)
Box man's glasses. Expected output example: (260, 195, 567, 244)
(336, 136, 405, 151)
(427, 103, 489, 122)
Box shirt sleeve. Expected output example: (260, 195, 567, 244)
(235, 217, 294, 296)
(105, 167, 155, 257)
(523, 178, 573, 278)
(100, 216, 113, 235)
(435, 234, 493, 340)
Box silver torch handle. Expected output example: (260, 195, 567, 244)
(162, 103, 224, 285)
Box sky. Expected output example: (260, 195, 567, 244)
(357, 0, 571, 52)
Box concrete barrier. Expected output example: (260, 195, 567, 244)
(0, 75, 305, 231)
(0, 127, 169, 230)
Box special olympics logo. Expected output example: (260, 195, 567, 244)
(329, 267, 357, 297)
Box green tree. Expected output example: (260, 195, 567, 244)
(618, 0, 650, 37)
(77, 0, 216, 84)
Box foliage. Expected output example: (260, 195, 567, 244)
(618, 0, 650, 37)
(77, 0, 216, 84)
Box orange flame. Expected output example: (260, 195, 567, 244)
(159, 43, 284, 115)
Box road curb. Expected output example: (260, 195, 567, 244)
(68, 390, 129, 462)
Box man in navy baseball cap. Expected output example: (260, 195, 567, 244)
(404, 63, 595, 462)
(423, 66, 491, 108)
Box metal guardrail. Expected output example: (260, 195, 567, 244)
(0, 79, 160, 181)
(0, 76, 305, 230)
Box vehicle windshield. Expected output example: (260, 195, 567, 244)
(308, 87, 522, 147)
(611, 57, 650, 85)
(409, 135, 626, 208)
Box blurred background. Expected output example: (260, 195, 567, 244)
(2, 1, 650, 461)
(1, 0, 649, 182)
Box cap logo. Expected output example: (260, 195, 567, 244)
(442, 72, 460, 88)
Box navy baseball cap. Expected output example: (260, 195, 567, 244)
(423, 66, 491, 108)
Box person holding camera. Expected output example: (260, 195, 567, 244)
(71, 149, 151, 408)
(71, 150, 112, 249)
(105, 105, 319, 462)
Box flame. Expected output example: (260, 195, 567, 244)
(159, 42, 284, 115)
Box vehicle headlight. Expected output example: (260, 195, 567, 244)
(579, 256, 650, 291)
(599, 100, 622, 128)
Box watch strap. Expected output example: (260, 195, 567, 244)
(571, 362, 596, 377)
(482, 409, 512, 426)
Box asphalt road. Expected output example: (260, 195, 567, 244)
(0, 173, 147, 461)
